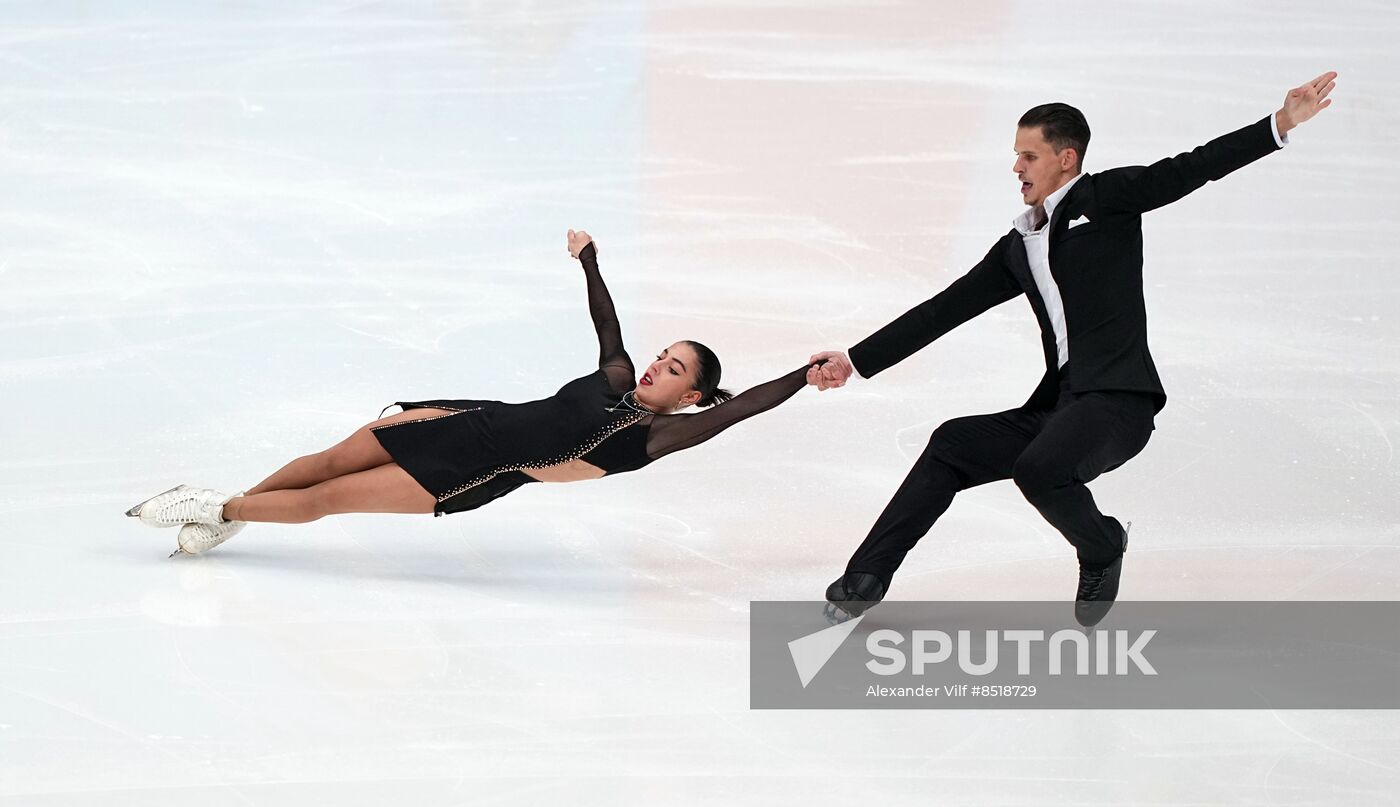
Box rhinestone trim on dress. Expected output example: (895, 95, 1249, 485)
(369, 405, 483, 431)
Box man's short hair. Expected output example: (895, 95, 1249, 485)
(1018, 103, 1090, 170)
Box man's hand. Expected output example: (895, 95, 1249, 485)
(567, 229, 595, 260)
(807, 350, 855, 390)
(1276, 71, 1337, 135)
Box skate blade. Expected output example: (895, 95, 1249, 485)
(823, 602, 854, 626)
(168, 547, 193, 558)
(125, 485, 184, 518)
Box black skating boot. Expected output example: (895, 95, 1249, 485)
(1075, 521, 1130, 627)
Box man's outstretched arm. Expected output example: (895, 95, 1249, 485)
(1098, 71, 1336, 215)
(808, 238, 1022, 390)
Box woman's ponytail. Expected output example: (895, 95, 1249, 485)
(698, 387, 733, 407)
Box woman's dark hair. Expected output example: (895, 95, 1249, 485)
(1018, 102, 1090, 170)
(683, 340, 733, 407)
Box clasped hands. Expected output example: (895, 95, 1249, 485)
(807, 350, 855, 391)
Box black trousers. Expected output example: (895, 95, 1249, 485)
(846, 366, 1157, 590)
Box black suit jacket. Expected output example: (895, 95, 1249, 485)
(848, 115, 1284, 415)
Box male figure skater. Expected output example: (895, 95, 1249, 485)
(810, 72, 1337, 626)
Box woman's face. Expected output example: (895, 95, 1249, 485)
(635, 341, 702, 413)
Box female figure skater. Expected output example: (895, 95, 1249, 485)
(127, 230, 822, 557)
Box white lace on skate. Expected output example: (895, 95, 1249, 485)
(171, 519, 246, 557)
(135, 486, 233, 528)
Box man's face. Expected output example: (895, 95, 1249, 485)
(1013, 126, 1077, 208)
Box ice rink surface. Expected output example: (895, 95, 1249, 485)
(2, 1, 1398, 804)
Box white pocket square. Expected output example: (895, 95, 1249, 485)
(1068, 215, 1091, 229)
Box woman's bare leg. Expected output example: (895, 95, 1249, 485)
(244, 407, 458, 495)
(226, 463, 436, 523)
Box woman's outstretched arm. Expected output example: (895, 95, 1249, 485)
(569, 230, 634, 389)
(644, 361, 822, 459)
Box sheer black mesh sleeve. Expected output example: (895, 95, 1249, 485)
(578, 241, 635, 392)
(644, 364, 814, 460)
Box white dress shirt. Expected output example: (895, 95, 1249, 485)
(842, 112, 1289, 380)
(1012, 172, 1084, 369)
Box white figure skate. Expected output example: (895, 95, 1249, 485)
(126, 485, 234, 528)
(170, 519, 247, 557)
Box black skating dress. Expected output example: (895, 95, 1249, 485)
(370, 242, 813, 517)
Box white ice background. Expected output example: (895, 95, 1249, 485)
(2, 1, 1398, 804)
